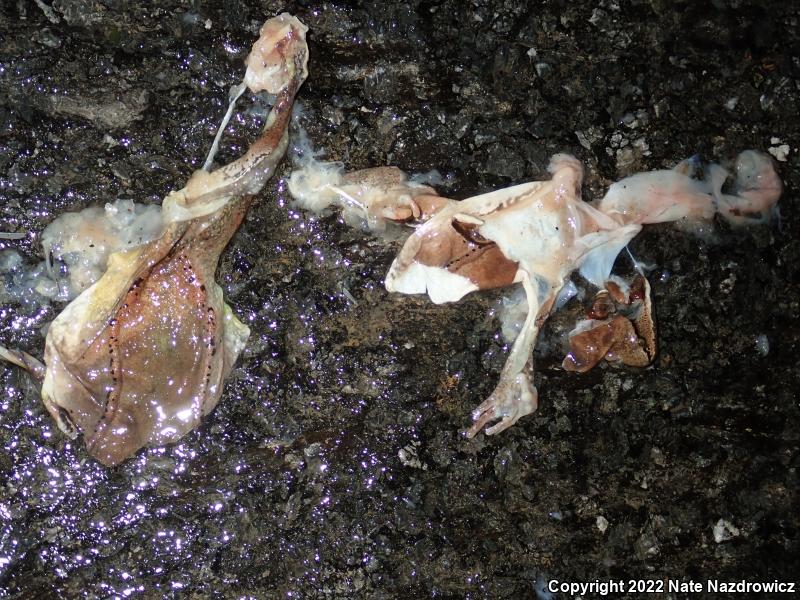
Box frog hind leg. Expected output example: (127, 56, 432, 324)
(466, 271, 559, 437)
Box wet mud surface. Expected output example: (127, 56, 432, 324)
(1, 1, 798, 598)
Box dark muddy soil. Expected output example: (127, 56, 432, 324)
(1, 1, 798, 598)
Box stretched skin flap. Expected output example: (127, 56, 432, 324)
(42, 200, 251, 466)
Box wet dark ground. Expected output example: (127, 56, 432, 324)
(1, 0, 799, 598)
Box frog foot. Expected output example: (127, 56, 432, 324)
(465, 366, 538, 437)
(367, 192, 421, 224)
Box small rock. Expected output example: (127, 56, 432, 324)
(398, 440, 426, 470)
(712, 518, 740, 543)
(755, 334, 769, 357)
(596, 515, 609, 533)
(768, 144, 790, 162)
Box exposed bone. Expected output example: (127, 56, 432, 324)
(285, 123, 780, 438)
(204, 13, 309, 170)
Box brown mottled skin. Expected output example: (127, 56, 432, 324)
(79, 196, 253, 464)
(563, 315, 650, 373)
(430, 219, 518, 290)
(40, 22, 306, 465)
(563, 275, 656, 374)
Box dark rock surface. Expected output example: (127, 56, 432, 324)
(1, 0, 797, 597)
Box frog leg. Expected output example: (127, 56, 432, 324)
(0, 345, 45, 381)
(466, 272, 559, 437)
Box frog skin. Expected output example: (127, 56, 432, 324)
(1, 14, 308, 465)
(385, 155, 642, 436)
(289, 150, 781, 437)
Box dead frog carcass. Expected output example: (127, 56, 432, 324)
(288, 149, 781, 436)
(1, 14, 309, 465)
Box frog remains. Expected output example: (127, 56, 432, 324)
(289, 150, 781, 437)
(1, 14, 308, 465)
